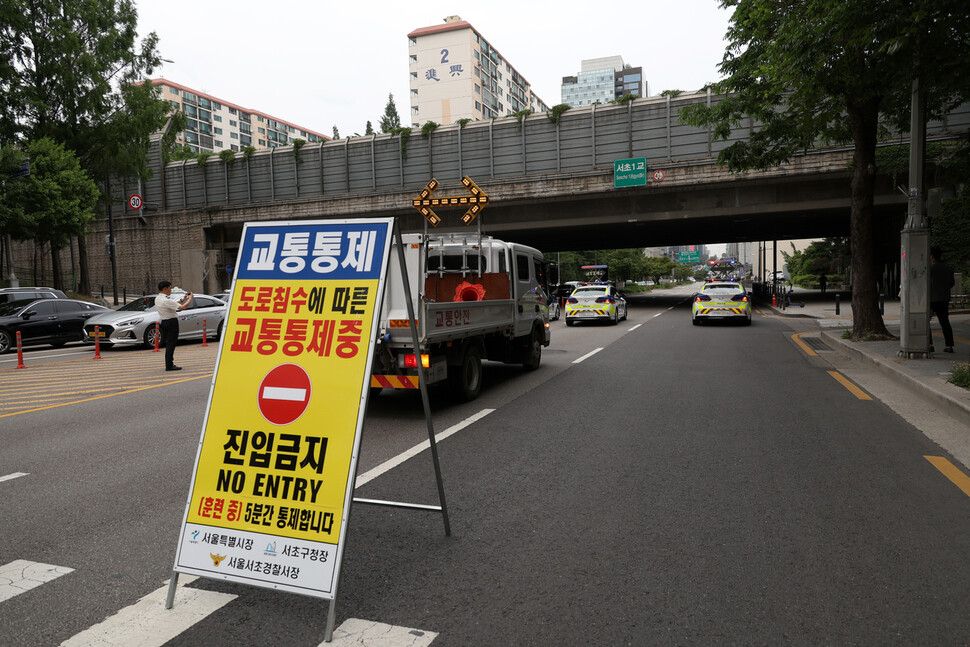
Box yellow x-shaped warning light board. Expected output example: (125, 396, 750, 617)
(411, 176, 489, 226)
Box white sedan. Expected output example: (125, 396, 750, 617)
(82, 294, 228, 348)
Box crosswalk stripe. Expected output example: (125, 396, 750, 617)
(0, 560, 74, 603)
(1, 561, 436, 645)
(61, 576, 236, 647)
(327, 618, 438, 646)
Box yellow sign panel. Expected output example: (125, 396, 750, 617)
(172, 218, 394, 600)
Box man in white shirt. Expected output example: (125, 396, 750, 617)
(156, 281, 194, 371)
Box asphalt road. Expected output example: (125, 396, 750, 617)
(2, 283, 969, 646)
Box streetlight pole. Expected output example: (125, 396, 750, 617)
(97, 57, 173, 305)
(106, 175, 118, 305)
(898, 73, 931, 358)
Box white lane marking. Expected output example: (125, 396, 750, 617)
(0, 560, 74, 603)
(653, 312, 664, 318)
(61, 576, 236, 647)
(355, 409, 494, 488)
(262, 386, 307, 401)
(627, 323, 642, 331)
(326, 618, 438, 646)
(0, 472, 29, 483)
(573, 348, 603, 364)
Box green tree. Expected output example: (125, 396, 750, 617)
(643, 256, 676, 280)
(672, 264, 693, 281)
(332, 125, 340, 140)
(365, 121, 374, 136)
(5, 139, 99, 288)
(0, 145, 26, 236)
(680, 0, 970, 340)
(0, 0, 172, 293)
(380, 93, 401, 133)
(598, 249, 649, 282)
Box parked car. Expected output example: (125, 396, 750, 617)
(0, 286, 68, 304)
(692, 282, 752, 326)
(547, 297, 561, 321)
(82, 294, 228, 349)
(0, 298, 108, 353)
(565, 283, 627, 326)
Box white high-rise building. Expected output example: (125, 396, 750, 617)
(150, 79, 329, 154)
(407, 16, 549, 126)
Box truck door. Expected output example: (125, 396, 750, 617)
(513, 251, 543, 338)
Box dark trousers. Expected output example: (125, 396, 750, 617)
(160, 318, 179, 367)
(930, 301, 954, 348)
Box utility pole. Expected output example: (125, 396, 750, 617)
(898, 73, 931, 358)
(105, 176, 119, 305)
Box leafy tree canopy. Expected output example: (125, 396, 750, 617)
(0, 0, 170, 176)
(5, 138, 99, 247)
(679, 0, 970, 340)
(0, 145, 26, 235)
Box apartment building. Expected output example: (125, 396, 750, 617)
(150, 79, 329, 154)
(407, 16, 549, 126)
(561, 56, 645, 107)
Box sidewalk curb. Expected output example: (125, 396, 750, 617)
(820, 330, 970, 427)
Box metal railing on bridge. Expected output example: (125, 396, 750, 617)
(107, 93, 970, 216)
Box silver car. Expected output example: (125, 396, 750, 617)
(82, 294, 227, 348)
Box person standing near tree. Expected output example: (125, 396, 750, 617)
(819, 274, 827, 295)
(929, 246, 955, 353)
(156, 281, 194, 370)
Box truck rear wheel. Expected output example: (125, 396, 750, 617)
(448, 343, 482, 402)
(522, 327, 542, 371)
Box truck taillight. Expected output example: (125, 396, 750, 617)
(404, 354, 430, 368)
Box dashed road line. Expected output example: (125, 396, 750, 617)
(925, 456, 970, 498)
(356, 409, 494, 488)
(573, 348, 603, 364)
(0, 472, 28, 483)
(827, 370, 873, 400)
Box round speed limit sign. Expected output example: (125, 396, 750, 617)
(652, 170, 665, 182)
(128, 194, 143, 210)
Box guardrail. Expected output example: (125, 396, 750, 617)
(103, 94, 970, 217)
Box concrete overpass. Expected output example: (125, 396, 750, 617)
(76, 92, 970, 293)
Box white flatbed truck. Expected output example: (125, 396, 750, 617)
(371, 233, 552, 401)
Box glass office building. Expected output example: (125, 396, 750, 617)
(561, 56, 645, 107)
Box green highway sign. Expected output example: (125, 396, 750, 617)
(679, 251, 700, 263)
(614, 157, 647, 188)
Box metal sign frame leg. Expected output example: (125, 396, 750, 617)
(328, 220, 453, 642)
(350, 219, 450, 534)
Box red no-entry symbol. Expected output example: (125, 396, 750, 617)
(258, 364, 312, 425)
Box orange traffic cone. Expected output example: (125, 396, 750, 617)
(15, 331, 25, 369)
(771, 292, 777, 307)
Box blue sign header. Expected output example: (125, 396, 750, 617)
(236, 221, 390, 280)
